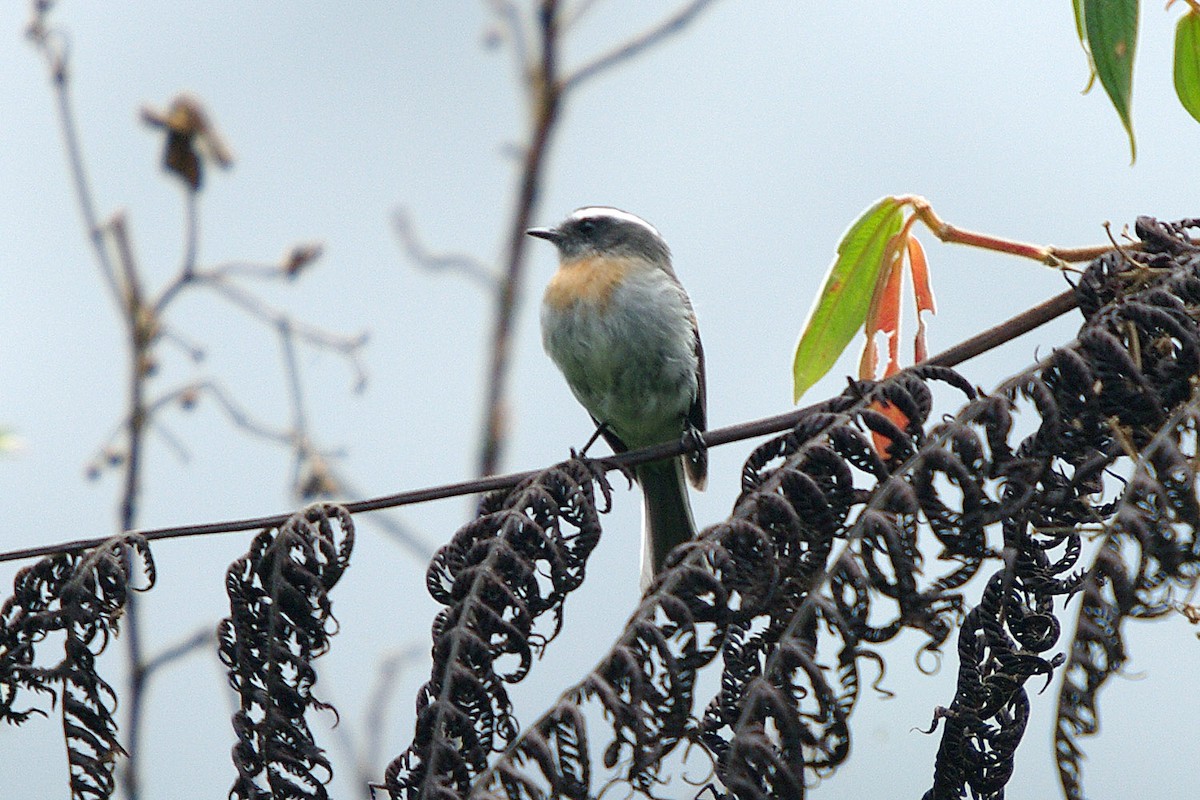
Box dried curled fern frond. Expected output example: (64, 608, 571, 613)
(217, 503, 354, 800)
(390, 216, 1200, 800)
(1053, 391, 1200, 800)
(382, 460, 607, 799)
(459, 366, 976, 800)
(701, 368, 977, 800)
(0, 533, 155, 800)
(921, 217, 1200, 800)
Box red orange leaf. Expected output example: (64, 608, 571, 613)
(908, 235, 935, 362)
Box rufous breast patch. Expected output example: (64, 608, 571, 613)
(543, 256, 637, 312)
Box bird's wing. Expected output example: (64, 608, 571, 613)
(684, 316, 708, 489)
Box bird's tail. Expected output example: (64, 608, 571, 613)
(637, 457, 696, 591)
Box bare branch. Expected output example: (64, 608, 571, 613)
(326, 645, 426, 799)
(476, 0, 564, 478)
(560, 0, 602, 30)
(393, 208, 497, 289)
(201, 277, 370, 390)
(24, 9, 379, 798)
(27, 7, 124, 312)
(141, 626, 216, 677)
(192, 380, 291, 442)
(0, 268, 1117, 566)
(85, 380, 293, 476)
(564, 0, 719, 91)
(153, 191, 199, 312)
(278, 319, 310, 450)
(149, 418, 193, 463)
(485, 0, 530, 83)
(159, 327, 206, 362)
(473, 0, 718, 478)
(201, 260, 307, 281)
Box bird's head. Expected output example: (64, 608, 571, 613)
(527, 207, 671, 264)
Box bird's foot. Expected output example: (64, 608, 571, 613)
(566, 449, 626, 512)
(681, 422, 708, 489)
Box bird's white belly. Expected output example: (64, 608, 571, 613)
(542, 270, 698, 449)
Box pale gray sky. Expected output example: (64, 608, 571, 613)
(2, 3, 1198, 798)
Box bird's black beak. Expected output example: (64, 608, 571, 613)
(526, 226, 562, 244)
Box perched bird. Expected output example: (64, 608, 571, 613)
(529, 207, 706, 589)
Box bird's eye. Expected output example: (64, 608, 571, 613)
(576, 219, 597, 235)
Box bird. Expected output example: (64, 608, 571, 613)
(528, 207, 706, 589)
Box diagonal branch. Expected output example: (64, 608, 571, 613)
(563, 0, 719, 90)
(0, 273, 1102, 566)
(394, 208, 497, 289)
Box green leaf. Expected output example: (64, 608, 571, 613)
(1083, 0, 1139, 161)
(1175, 10, 1200, 124)
(792, 197, 905, 402)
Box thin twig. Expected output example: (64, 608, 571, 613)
(194, 380, 292, 444)
(362, 647, 425, 779)
(181, 189, 198, 280)
(107, 174, 156, 800)
(563, 0, 719, 90)
(486, 0, 529, 82)
(149, 419, 193, 463)
(324, 467, 435, 561)
(560, 0, 602, 29)
(393, 208, 497, 289)
(277, 317, 311, 489)
(159, 327, 206, 361)
(923, 289, 1079, 368)
(141, 625, 217, 677)
(194, 260, 298, 281)
(28, 13, 123, 311)
(0, 275, 1096, 566)
(326, 644, 426, 799)
(203, 278, 370, 388)
(86, 380, 294, 473)
(152, 191, 199, 313)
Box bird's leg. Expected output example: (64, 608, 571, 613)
(579, 421, 612, 456)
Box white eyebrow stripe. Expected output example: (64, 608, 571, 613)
(569, 206, 661, 237)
